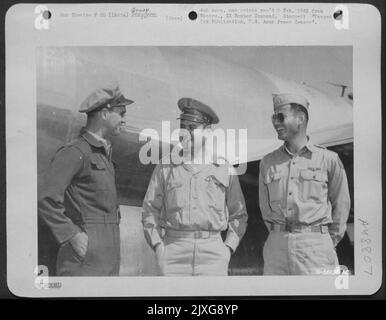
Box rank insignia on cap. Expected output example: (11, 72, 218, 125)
(79, 81, 134, 113)
(272, 93, 310, 110)
(177, 97, 219, 125)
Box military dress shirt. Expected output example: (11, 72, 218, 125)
(259, 139, 350, 246)
(38, 129, 119, 244)
(142, 161, 248, 252)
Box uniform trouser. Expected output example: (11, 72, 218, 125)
(263, 231, 339, 275)
(56, 223, 120, 276)
(158, 234, 231, 276)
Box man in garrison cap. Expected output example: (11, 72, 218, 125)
(259, 93, 350, 275)
(142, 97, 248, 276)
(38, 82, 134, 276)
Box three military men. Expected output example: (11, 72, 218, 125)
(39, 82, 350, 277)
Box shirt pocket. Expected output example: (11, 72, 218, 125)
(264, 171, 283, 203)
(205, 175, 227, 212)
(89, 154, 110, 189)
(299, 168, 328, 203)
(165, 181, 185, 212)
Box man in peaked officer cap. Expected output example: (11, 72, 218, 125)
(259, 92, 350, 275)
(39, 82, 134, 276)
(176, 97, 220, 161)
(177, 97, 220, 124)
(142, 97, 248, 276)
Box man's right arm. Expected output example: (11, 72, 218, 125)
(142, 165, 165, 251)
(38, 146, 85, 245)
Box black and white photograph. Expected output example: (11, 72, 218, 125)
(36, 46, 354, 278)
(5, 3, 382, 297)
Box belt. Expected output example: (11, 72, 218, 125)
(82, 214, 120, 225)
(165, 229, 220, 239)
(269, 223, 329, 234)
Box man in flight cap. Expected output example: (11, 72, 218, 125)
(142, 97, 248, 276)
(39, 81, 134, 276)
(259, 92, 350, 275)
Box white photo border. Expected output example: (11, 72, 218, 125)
(5, 3, 382, 297)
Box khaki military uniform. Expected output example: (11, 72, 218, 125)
(142, 160, 248, 276)
(259, 139, 350, 275)
(38, 130, 120, 276)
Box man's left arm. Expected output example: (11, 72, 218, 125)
(224, 172, 248, 254)
(327, 152, 351, 247)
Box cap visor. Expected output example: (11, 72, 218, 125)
(121, 98, 134, 106)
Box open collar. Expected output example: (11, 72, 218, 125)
(282, 136, 316, 156)
(181, 148, 217, 175)
(81, 128, 111, 156)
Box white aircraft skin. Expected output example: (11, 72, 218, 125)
(37, 47, 353, 275)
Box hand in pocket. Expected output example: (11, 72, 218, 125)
(69, 232, 88, 258)
(155, 242, 165, 261)
(223, 243, 232, 261)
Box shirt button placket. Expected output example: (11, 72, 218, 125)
(287, 156, 297, 218)
(190, 175, 198, 224)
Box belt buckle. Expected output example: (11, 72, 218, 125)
(320, 225, 328, 234)
(195, 231, 210, 239)
(285, 223, 292, 232)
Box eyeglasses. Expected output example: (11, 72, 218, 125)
(108, 107, 126, 117)
(180, 123, 203, 132)
(271, 113, 286, 123)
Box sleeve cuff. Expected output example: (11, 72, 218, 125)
(57, 224, 83, 245)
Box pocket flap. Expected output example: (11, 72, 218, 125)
(90, 154, 106, 170)
(212, 174, 229, 188)
(314, 172, 328, 182)
(264, 171, 281, 184)
(205, 175, 228, 188)
(300, 169, 327, 182)
(166, 181, 183, 191)
(205, 165, 230, 187)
